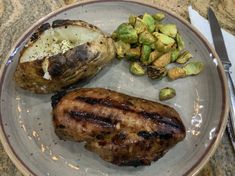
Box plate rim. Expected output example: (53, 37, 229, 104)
(0, 0, 229, 176)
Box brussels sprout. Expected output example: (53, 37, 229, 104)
(176, 51, 193, 64)
(171, 49, 180, 62)
(129, 15, 136, 26)
(115, 40, 131, 59)
(149, 50, 161, 62)
(154, 32, 175, 45)
(130, 62, 145, 75)
(153, 52, 171, 68)
(116, 23, 138, 43)
(147, 66, 167, 79)
(134, 18, 148, 34)
(142, 13, 155, 32)
(176, 33, 184, 50)
(139, 31, 156, 45)
(153, 32, 176, 52)
(140, 45, 152, 65)
(152, 13, 165, 21)
(126, 47, 141, 61)
(183, 61, 204, 75)
(159, 87, 176, 101)
(167, 67, 186, 80)
(159, 24, 177, 38)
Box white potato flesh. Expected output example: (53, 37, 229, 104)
(20, 26, 102, 63)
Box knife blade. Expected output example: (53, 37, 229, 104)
(208, 7, 235, 151)
(208, 8, 231, 67)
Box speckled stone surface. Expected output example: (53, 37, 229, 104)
(0, 0, 234, 175)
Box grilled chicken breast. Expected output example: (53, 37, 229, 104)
(52, 88, 185, 166)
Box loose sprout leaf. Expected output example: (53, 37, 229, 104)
(183, 61, 204, 75)
(176, 51, 193, 64)
(176, 33, 185, 50)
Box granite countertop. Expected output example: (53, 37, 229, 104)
(0, 0, 234, 175)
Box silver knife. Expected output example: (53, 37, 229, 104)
(208, 7, 235, 151)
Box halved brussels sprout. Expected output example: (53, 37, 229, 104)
(153, 52, 171, 68)
(140, 45, 152, 65)
(159, 87, 176, 101)
(134, 18, 148, 34)
(149, 50, 161, 62)
(142, 13, 155, 32)
(154, 32, 176, 52)
(116, 23, 138, 43)
(139, 30, 156, 45)
(152, 13, 165, 21)
(126, 47, 141, 61)
(159, 24, 177, 38)
(176, 51, 193, 64)
(167, 67, 186, 80)
(115, 40, 131, 59)
(130, 62, 145, 75)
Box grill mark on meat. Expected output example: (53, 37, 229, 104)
(137, 131, 173, 140)
(76, 96, 183, 129)
(76, 96, 130, 111)
(68, 110, 115, 128)
(139, 111, 183, 129)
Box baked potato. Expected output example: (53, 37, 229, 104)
(14, 20, 115, 93)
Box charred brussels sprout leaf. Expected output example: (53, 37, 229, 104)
(116, 23, 138, 43)
(159, 87, 176, 101)
(147, 66, 167, 79)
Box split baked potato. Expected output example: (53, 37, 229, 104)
(14, 20, 115, 93)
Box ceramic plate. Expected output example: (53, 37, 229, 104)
(0, 0, 229, 176)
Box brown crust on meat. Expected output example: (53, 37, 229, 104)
(52, 88, 186, 166)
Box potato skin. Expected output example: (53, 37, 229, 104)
(14, 20, 115, 93)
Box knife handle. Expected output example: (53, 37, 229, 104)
(226, 72, 235, 136)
